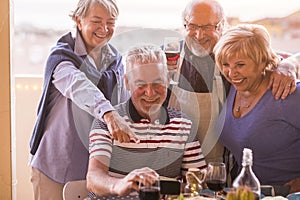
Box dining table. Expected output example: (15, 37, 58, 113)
(87, 185, 300, 200)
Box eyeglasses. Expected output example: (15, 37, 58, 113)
(184, 21, 222, 32)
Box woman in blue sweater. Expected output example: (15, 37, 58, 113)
(214, 24, 300, 194)
(29, 1, 137, 199)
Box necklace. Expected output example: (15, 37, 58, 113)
(235, 92, 257, 113)
(234, 75, 269, 114)
(234, 75, 268, 113)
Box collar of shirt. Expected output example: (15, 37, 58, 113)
(73, 30, 118, 71)
(126, 99, 170, 125)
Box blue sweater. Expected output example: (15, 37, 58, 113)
(30, 32, 123, 155)
(218, 83, 300, 185)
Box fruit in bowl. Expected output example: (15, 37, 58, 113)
(226, 186, 258, 200)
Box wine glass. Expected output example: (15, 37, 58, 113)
(205, 162, 226, 198)
(139, 175, 160, 200)
(163, 37, 181, 84)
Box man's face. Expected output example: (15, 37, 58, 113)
(76, 3, 116, 53)
(184, 4, 222, 57)
(125, 63, 169, 119)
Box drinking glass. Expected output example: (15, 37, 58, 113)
(184, 168, 207, 197)
(163, 37, 181, 84)
(139, 175, 160, 200)
(205, 162, 226, 198)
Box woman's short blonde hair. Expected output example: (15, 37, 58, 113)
(70, 0, 119, 21)
(214, 24, 279, 71)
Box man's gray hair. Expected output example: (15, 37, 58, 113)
(182, 0, 225, 25)
(125, 44, 168, 74)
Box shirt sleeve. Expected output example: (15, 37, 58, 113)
(52, 61, 115, 120)
(89, 119, 112, 159)
(181, 140, 207, 176)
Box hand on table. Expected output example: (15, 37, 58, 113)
(111, 167, 158, 196)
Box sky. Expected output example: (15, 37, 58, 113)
(13, 0, 300, 30)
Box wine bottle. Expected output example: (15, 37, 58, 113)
(232, 148, 261, 199)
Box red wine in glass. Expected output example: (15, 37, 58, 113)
(165, 51, 180, 61)
(139, 187, 160, 200)
(206, 162, 226, 198)
(163, 37, 180, 64)
(206, 180, 226, 192)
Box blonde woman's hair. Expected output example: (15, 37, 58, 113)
(214, 24, 279, 71)
(70, 0, 119, 21)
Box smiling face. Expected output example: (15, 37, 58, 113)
(183, 0, 223, 57)
(76, 2, 116, 53)
(221, 56, 266, 92)
(214, 24, 279, 93)
(125, 63, 169, 120)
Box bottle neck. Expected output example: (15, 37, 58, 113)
(241, 159, 255, 176)
(242, 157, 253, 166)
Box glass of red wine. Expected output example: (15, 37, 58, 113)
(205, 162, 226, 198)
(139, 175, 160, 200)
(163, 37, 181, 84)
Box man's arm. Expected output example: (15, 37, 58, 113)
(268, 56, 297, 100)
(87, 122, 157, 197)
(86, 156, 140, 196)
(286, 52, 300, 79)
(87, 123, 130, 196)
(87, 156, 159, 196)
(86, 156, 116, 196)
(182, 141, 207, 169)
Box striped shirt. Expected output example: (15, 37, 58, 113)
(89, 99, 206, 179)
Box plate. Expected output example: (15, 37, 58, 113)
(184, 197, 216, 200)
(262, 196, 288, 200)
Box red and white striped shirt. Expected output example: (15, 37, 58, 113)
(89, 100, 206, 178)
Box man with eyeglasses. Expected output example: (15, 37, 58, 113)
(165, 0, 297, 182)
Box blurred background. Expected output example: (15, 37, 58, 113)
(11, 0, 300, 199)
